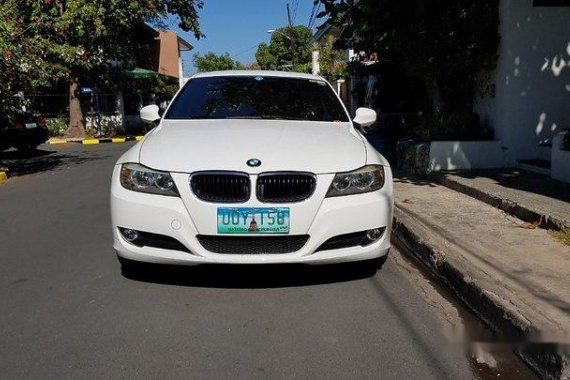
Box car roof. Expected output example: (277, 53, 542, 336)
(190, 70, 325, 81)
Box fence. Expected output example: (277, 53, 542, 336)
(24, 93, 149, 135)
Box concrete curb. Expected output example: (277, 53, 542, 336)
(392, 207, 569, 380)
(430, 173, 569, 231)
(48, 136, 143, 145)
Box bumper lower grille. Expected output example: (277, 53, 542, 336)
(256, 172, 316, 203)
(190, 172, 250, 203)
(197, 235, 309, 254)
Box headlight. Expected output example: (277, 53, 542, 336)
(120, 163, 179, 196)
(326, 165, 385, 197)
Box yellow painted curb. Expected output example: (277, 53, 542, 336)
(135, 136, 144, 142)
(49, 139, 68, 145)
(0, 172, 7, 185)
(112, 137, 126, 143)
(82, 139, 100, 145)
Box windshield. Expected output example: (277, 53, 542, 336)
(165, 75, 349, 122)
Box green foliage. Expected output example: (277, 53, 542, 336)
(46, 118, 69, 137)
(255, 26, 313, 70)
(293, 62, 312, 74)
(123, 74, 179, 113)
(0, 1, 61, 116)
(153, 75, 180, 104)
(0, 0, 204, 117)
(193, 52, 244, 72)
(255, 43, 277, 70)
(317, 0, 500, 112)
(316, 35, 346, 80)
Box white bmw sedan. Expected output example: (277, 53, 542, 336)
(111, 71, 393, 272)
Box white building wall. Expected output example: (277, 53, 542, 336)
(475, 0, 570, 165)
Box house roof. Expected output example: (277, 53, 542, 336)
(141, 23, 193, 51)
(177, 36, 193, 51)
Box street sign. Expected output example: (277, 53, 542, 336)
(80, 87, 95, 95)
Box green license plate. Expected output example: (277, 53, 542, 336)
(217, 207, 290, 234)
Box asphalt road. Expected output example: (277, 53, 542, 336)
(0, 143, 529, 379)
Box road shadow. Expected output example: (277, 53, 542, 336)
(121, 261, 379, 289)
(0, 147, 109, 177)
(393, 169, 438, 187)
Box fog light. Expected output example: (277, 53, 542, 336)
(121, 228, 139, 242)
(366, 228, 383, 243)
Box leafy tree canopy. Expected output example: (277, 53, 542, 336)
(193, 51, 244, 72)
(316, 34, 346, 80)
(0, 0, 204, 122)
(255, 25, 313, 72)
(317, 0, 499, 111)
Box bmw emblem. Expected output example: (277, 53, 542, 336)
(247, 158, 261, 167)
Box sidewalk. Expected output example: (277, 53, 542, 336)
(392, 173, 570, 379)
(430, 169, 570, 231)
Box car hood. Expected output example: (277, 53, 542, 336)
(138, 119, 367, 174)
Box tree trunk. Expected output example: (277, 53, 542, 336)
(64, 75, 85, 138)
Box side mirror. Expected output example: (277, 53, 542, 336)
(353, 107, 377, 128)
(140, 104, 161, 124)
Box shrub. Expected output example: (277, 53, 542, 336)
(46, 118, 68, 137)
(411, 111, 493, 141)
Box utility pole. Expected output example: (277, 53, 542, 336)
(286, 3, 297, 66)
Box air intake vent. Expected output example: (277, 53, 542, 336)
(190, 172, 250, 203)
(197, 235, 309, 254)
(256, 172, 316, 203)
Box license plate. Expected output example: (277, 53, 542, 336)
(217, 207, 290, 234)
(25, 123, 36, 129)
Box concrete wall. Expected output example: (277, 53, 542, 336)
(158, 31, 181, 78)
(429, 141, 505, 172)
(552, 131, 570, 183)
(475, 0, 570, 165)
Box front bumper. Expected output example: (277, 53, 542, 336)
(110, 166, 393, 265)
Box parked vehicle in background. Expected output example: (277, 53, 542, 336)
(0, 114, 49, 152)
